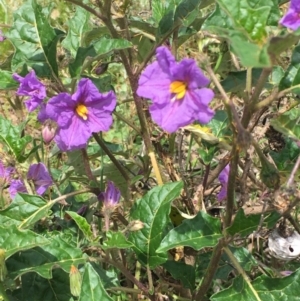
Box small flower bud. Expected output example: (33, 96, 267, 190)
(127, 220, 144, 232)
(69, 265, 82, 297)
(42, 122, 56, 144)
(0, 249, 7, 281)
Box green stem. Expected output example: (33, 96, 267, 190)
(224, 246, 262, 301)
(92, 133, 130, 183)
(113, 111, 141, 134)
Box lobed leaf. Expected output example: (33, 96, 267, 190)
(157, 211, 222, 253)
(0, 224, 49, 259)
(128, 182, 183, 268)
(6, 234, 86, 279)
(6, 0, 59, 77)
(61, 6, 91, 58)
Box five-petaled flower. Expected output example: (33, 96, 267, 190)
(137, 46, 214, 132)
(280, 0, 300, 31)
(13, 70, 46, 112)
(45, 78, 116, 151)
(27, 163, 53, 195)
(218, 164, 230, 201)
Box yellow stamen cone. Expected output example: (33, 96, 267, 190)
(76, 104, 88, 120)
(170, 81, 187, 99)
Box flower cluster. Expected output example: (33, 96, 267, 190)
(137, 46, 214, 132)
(280, 0, 300, 31)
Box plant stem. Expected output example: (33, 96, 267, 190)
(92, 133, 130, 183)
(193, 239, 224, 300)
(224, 246, 262, 301)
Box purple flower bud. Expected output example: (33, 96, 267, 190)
(42, 122, 56, 144)
(102, 181, 121, 208)
(218, 164, 230, 201)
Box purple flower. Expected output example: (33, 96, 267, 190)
(0, 30, 6, 42)
(9, 180, 27, 199)
(13, 70, 46, 112)
(27, 163, 53, 195)
(218, 164, 230, 201)
(45, 78, 116, 151)
(137, 46, 214, 132)
(101, 181, 121, 207)
(280, 0, 300, 31)
(0, 161, 14, 188)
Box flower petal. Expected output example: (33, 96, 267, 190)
(46, 93, 76, 128)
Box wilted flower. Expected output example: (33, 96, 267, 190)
(280, 0, 300, 31)
(9, 179, 27, 199)
(45, 78, 116, 151)
(218, 164, 230, 201)
(137, 46, 214, 132)
(127, 220, 144, 232)
(27, 163, 53, 195)
(0, 161, 14, 188)
(69, 265, 82, 297)
(13, 70, 46, 112)
(42, 122, 56, 144)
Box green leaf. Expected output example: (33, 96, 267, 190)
(61, 6, 91, 58)
(203, 0, 278, 67)
(279, 44, 300, 94)
(0, 193, 48, 227)
(102, 231, 133, 250)
(79, 262, 113, 301)
(163, 261, 195, 290)
(220, 69, 265, 93)
(128, 182, 183, 268)
(0, 225, 49, 259)
(6, 0, 58, 77)
(196, 246, 258, 281)
(157, 211, 222, 253)
(270, 109, 300, 142)
(6, 234, 85, 279)
(211, 268, 300, 301)
(0, 70, 18, 89)
(69, 37, 132, 77)
(18, 197, 57, 229)
(227, 209, 280, 237)
(65, 211, 94, 242)
(8, 268, 72, 301)
(0, 116, 32, 162)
